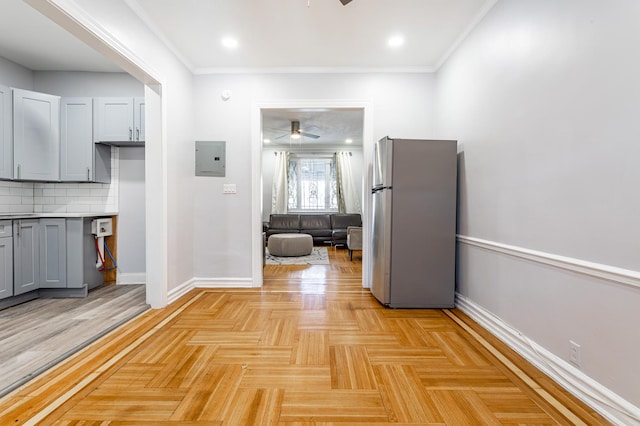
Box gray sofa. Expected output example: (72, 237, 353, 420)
(266, 213, 362, 246)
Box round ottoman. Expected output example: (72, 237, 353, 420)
(268, 233, 313, 257)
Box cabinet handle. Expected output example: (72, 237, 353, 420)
(17, 164, 21, 180)
(136, 128, 140, 141)
(87, 167, 91, 181)
(129, 127, 133, 141)
(17, 220, 20, 238)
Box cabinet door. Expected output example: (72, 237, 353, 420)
(60, 97, 93, 181)
(0, 85, 12, 180)
(13, 88, 60, 181)
(134, 97, 145, 142)
(0, 236, 13, 300)
(14, 220, 39, 296)
(39, 219, 67, 288)
(95, 97, 134, 142)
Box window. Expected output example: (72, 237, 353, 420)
(288, 157, 338, 211)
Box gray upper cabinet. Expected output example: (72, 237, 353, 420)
(13, 88, 60, 181)
(134, 97, 145, 142)
(0, 85, 12, 180)
(60, 97, 110, 183)
(94, 97, 145, 145)
(14, 219, 39, 296)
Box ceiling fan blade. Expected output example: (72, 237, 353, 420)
(299, 125, 319, 133)
(300, 132, 321, 139)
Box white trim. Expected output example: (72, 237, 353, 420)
(27, 0, 161, 85)
(457, 235, 640, 289)
(195, 66, 435, 75)
(455, 294, 640, 426)
(252, 99, 374, 291)
(193, 278, 256, 288)
(116, 273, 146, 285)
(125, 0, 196, 74)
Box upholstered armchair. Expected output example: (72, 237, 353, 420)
(346, 226, 363, 261)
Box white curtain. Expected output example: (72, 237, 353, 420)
(335, 152, 361, 213)
(271, 152, 289, 214)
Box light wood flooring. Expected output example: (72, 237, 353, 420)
(0, 284, 148, 397)
(0, 247, 608, 425)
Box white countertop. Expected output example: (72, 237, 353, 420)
(0, 213, 118, 219)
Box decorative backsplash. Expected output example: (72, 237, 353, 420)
(0, 147, 119, 214)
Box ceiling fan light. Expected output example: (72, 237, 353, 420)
(291, 133, 301, 139)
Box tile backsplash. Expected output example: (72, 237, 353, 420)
(0, 147, 119, 214)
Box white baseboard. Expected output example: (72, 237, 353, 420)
(116, 272, 146, 285)
(166, 277, 258, 305)
(192, 277, 257, 288)
(167, 278, 195, 305)
(455, 293, 640, 426)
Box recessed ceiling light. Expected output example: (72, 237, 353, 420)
(345, 139, 353, 144)
(387, 35, 404, 48)
(263, 139, 271, 144)
(221, 37, 238, 49)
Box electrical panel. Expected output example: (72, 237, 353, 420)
(195, 140, 226, 177)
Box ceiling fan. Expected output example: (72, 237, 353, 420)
(339, 0, 353, 4)
(275, 121, 320, 140)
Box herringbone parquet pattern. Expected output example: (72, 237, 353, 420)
(0, 247, 607, 425)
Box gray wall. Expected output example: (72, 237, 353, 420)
(0, 56, 33, 89)
(434, 0, 640, 410)
(117, 147, 146, 278)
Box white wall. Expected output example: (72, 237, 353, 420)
(192, 72, 435, 278)
(434, 0, 640, 419)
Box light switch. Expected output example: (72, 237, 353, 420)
(223, 184, 237, 194)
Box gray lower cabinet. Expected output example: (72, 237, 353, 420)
(4, 217, 105, 304)
(39, 219, 66, 289)
(0, 221, 13, 300)
(14, 218, 67, 294)
(13, 219, 39, 296)
(66, 217, 103, 291)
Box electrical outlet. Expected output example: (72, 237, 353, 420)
(569, 340, 581, 368)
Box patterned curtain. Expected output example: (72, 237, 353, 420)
(271, 152, 289, 214)
(335, 152, 361, 213)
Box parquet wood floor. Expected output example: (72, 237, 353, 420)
(0, 247, 608, 425)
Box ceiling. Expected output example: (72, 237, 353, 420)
(0, 0, 496, 147)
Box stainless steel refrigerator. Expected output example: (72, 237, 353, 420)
(370, 137, 457, 308)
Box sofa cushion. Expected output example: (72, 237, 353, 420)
(330, 214, 362, 230)
(269, 214, 300, 230)
(300, 214, 331, 230)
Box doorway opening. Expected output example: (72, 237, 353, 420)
(252, 101, 374, 290)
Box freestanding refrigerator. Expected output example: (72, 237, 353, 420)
(370, 137, 457, 308)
